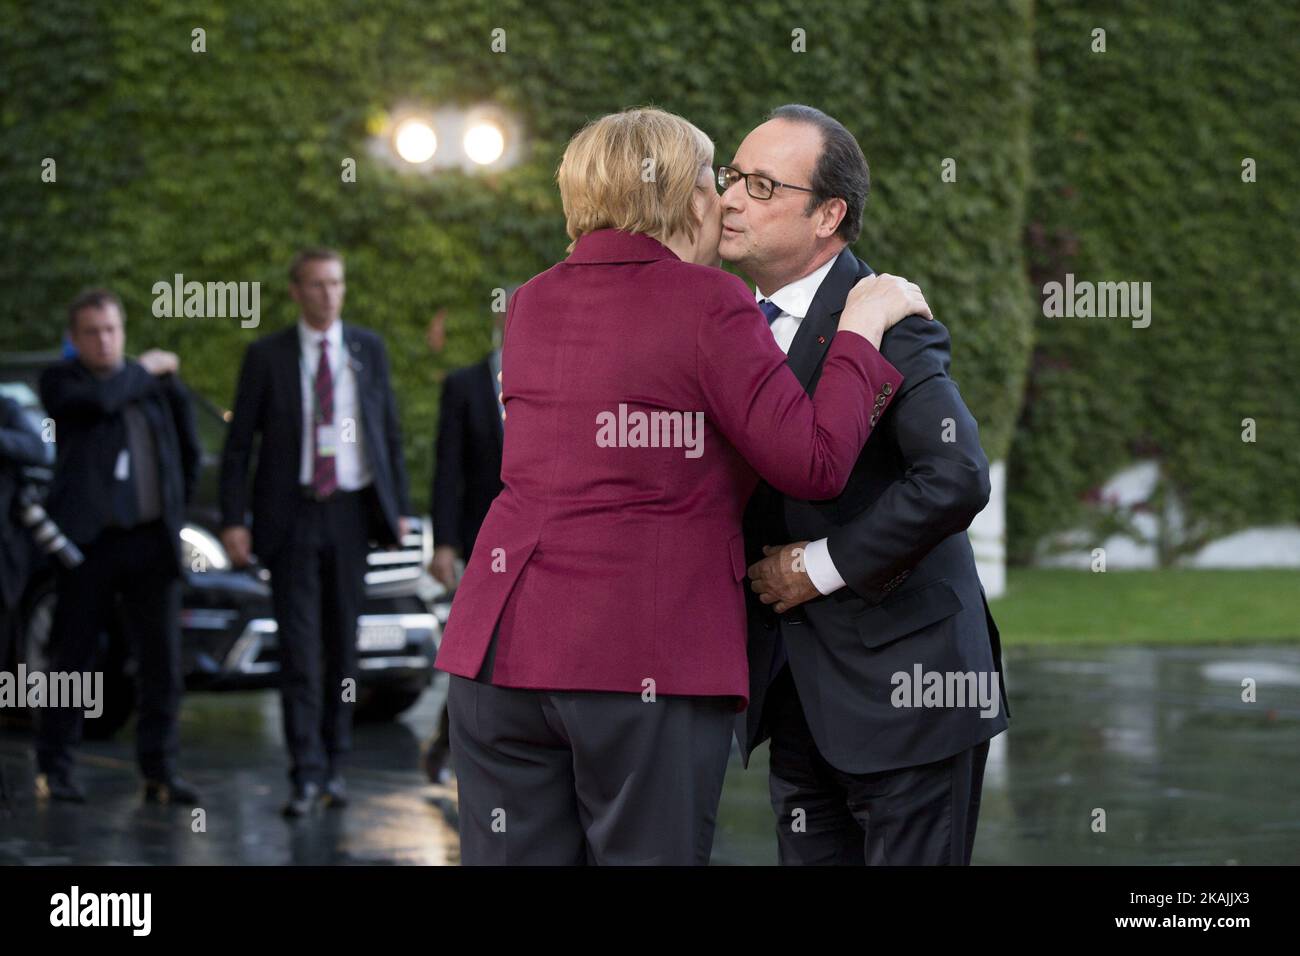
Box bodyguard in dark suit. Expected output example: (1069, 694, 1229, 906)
(423, 343, 504, 784)
(724, 107, 1009, 865)
(219, 248, 411, 817)
(429, 353, 504, 585)
(35, 289, 202, 804)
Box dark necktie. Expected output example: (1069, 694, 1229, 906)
(312, 338, 338, 497)
(759, 299, 783, 326)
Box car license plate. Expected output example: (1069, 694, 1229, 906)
(357, 623, 406, 651)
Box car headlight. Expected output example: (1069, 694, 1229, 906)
(181, 524, 231, 573)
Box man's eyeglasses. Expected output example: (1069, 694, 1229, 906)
(716, 165, 816, 201)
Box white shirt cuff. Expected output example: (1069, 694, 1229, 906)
(802, 537, 846, 596)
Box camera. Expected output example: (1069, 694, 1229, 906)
(15, 485, 83, 569)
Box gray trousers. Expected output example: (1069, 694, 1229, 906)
(448, 672, 735, 865)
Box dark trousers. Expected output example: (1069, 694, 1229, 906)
(766, 666, 990, 865)
(36, 521, 182, 780)
(0, 604, 16, 675)
(265, 489, 369, 788)
(448, 665, 735, 865)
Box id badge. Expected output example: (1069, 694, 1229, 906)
(316, 424, 338, 458)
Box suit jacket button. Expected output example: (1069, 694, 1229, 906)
(883, 382, 893, 395)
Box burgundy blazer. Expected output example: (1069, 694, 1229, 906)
(434, 229, 902, 708)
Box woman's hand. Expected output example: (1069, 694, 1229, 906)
(836, 273, 933, 350)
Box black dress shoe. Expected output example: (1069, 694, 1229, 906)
(143, 776, 201, 805)
(282, 782, 321, 818)
(322, 775, 348, 809)
(37, 772, 86, 804)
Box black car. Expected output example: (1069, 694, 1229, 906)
(1, 350, 442, 738)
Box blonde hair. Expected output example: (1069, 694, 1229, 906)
(557, 107, 714, 251)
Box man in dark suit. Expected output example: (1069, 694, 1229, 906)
(220, 248, 411, 817)
(423, 306, 506, 784)
(35, 288, 202, 804)
(429, 345, 504, 587)
(723, 106, 1009, 865)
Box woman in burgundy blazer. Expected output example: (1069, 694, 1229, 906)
(436, 108, 927, 865)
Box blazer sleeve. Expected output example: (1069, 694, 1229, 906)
(431, 372, 467, 553)
(0, 396, 47, 467)
(375, 337, 411, 516)
(826, 317, 991, 605)
(39, 360, 158, 420)
(163, 375, 202, 505)
(696, 275, 903, 500)
(219, 344, 267, 529)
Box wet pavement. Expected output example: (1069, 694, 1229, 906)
(2, 644, 1298, 865)
(0, 681, 461, 865)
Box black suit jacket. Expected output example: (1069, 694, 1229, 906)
(0, 395, 50, 609)
(219, 323, 411, 560)
(739, 248, 1009, 775)
(431, 357, 503, 558)
(37, 360, 200, 575)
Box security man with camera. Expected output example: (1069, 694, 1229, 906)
(34, 288, 202, 805)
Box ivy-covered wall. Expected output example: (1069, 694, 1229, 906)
(1010, 1, 1300, 562)
(0, 0, 1035, 513)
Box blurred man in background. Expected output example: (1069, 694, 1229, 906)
(219, 248, 411, 817)
(35, 289, 201, 805)
(423, 297, 507, 783)
(429, 300, 506, 589)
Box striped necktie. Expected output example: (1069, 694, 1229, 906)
(311, 337, 338, 497)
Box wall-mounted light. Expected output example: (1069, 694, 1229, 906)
(393, 117, 438, 164)
(369, 103, 522, 174)
(463, 121, 505, 165)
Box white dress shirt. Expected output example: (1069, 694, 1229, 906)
(757, 257, 848, 596)
(297, 318, 372, 490)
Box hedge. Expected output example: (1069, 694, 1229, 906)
(1009, 0, 1300, 562)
